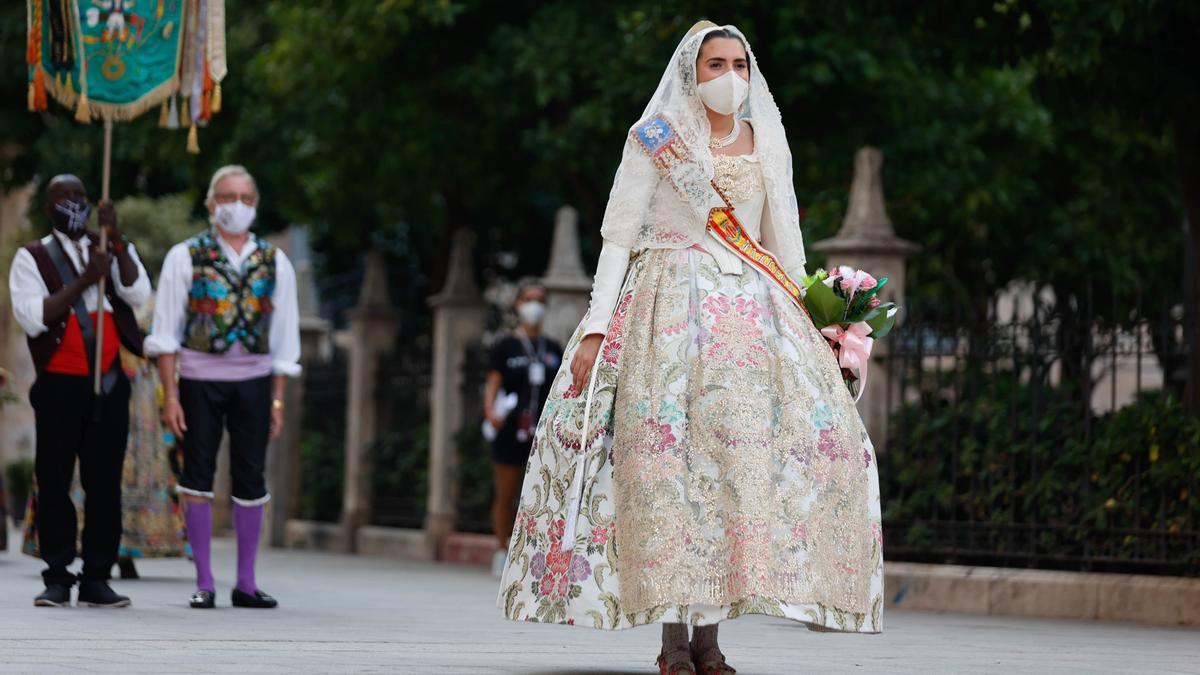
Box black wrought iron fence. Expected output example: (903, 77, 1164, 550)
(298, 352, 348, 522)
(879, 289, 1199, 575)
(373, 342, 433, 529)
(371, 341, 495, 534)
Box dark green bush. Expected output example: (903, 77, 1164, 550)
(299, 430, 344, 523)
(882, 376, 1200, 573)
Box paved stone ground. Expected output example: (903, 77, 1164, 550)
(1, 528, 1196, 674)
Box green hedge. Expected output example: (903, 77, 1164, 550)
(881, 377, 1200, 573)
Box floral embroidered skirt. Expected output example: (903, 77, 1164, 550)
(498, 247, 883, 633)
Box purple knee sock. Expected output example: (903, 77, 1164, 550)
(184, 502, 215, 593)
(233, 503, 264, 594)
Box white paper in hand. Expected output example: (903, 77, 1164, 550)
(482, 391, 520, 441)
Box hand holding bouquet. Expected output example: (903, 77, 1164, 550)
(800, 266, 899, 399)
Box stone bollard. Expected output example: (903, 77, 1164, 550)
(811, 148, 919, 453)
(339, 251, 398, 551)
(426, 230, 488, 554)
(540, 206, 592, 345)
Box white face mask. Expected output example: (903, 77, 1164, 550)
(697, 70, 750, 116)
(517, 301, 546, 327)
(212, 202, 257, 235)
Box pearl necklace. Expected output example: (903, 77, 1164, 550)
(709, 119, 741, 149)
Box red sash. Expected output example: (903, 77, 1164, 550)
(706, 205, 810, 319)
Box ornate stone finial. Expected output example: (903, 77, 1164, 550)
(355, 250, 392, 312)
(429, 229, 482, 306)
(840, 147, 894, 238)
(812, 147, 918, 257)
(542, 206, 589, 288)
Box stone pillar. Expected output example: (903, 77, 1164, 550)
(811, 148, 919, 453)
(339, 251, 398, 551)
(266, 227, 330, 547)
(540, 206, 593, 344)
(425, 230, 487, 551)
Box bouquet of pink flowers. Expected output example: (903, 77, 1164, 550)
(801, 266, 899, 399)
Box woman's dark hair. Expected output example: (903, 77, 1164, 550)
(698, 28, 750, 73)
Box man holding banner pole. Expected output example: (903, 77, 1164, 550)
(8, 174, 150, 607)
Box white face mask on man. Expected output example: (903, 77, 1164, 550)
(212, 202, 257, 235)
(697, 70, 749, 116)
(517, 301, 546, 327)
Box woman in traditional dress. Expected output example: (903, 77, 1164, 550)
(497, 21, 883, 674)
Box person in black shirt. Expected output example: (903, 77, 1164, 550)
(484, 281, 563, 575)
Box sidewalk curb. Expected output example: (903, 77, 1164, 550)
(885, 562, 1200, 627)
(283, 520, 1199, 628)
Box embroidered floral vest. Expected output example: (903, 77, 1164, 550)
(183, 232, 276, 355)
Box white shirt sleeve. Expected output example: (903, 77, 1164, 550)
(580, 240, 632, 337)
(111, 241, 152, 309)
(269, 249, 303, 377)
(144, 243, 193, 356)
(8, 248, 50, 337)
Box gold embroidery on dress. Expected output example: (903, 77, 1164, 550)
(612, 248, 875, 616)
(710, 153, 765, 205)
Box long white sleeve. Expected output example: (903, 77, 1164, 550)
(581, 241, 632, 337)
(144, 243, 192, 356)
(111, 242, 152, 309)
(9, 248, 49, 337)
(269, 250, 303, 377)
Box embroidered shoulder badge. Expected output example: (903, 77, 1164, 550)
(631, 113, 691, 170)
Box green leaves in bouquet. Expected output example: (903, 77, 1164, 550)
(802, 272, 899, 339)
(801, 275, 845, 329)
(864, 304, 898, 339)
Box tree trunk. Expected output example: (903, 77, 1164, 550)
(1175, 116, 1200, 416)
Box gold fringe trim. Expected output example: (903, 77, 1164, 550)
(210, 82, 222, 114)
(42, 73, 181, 123)
(74, 92, 91, 124)
(179, 96, 190, 127)
(158, 100, 170, 128)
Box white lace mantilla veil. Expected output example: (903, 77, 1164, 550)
(599, 21, 807, 278)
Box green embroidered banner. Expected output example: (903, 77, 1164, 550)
(27, 0, 225, 127)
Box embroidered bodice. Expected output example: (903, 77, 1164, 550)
(711, 151, 767, 240)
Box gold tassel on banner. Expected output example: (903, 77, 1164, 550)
(211, 83, 222, 114)
(158, 100, 170, 128)
(74, 92, 91, 123)
(180, 98, 191, 128)
(27, 82, 35, 112)
(187, 124, 200, 154)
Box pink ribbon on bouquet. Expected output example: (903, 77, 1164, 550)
(820, 321, 874, 401)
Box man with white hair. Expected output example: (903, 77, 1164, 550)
(146, 165, 301, 609)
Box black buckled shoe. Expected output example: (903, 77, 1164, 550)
(34, 584, 72, 607)
(77, 580, 131, 608)
(190, 590, 216, 608)
(231, 587, 277, 608)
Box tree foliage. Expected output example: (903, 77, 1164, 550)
(0, 2, 1192, 345)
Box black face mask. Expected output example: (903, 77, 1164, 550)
(51, 198, 91, 234)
